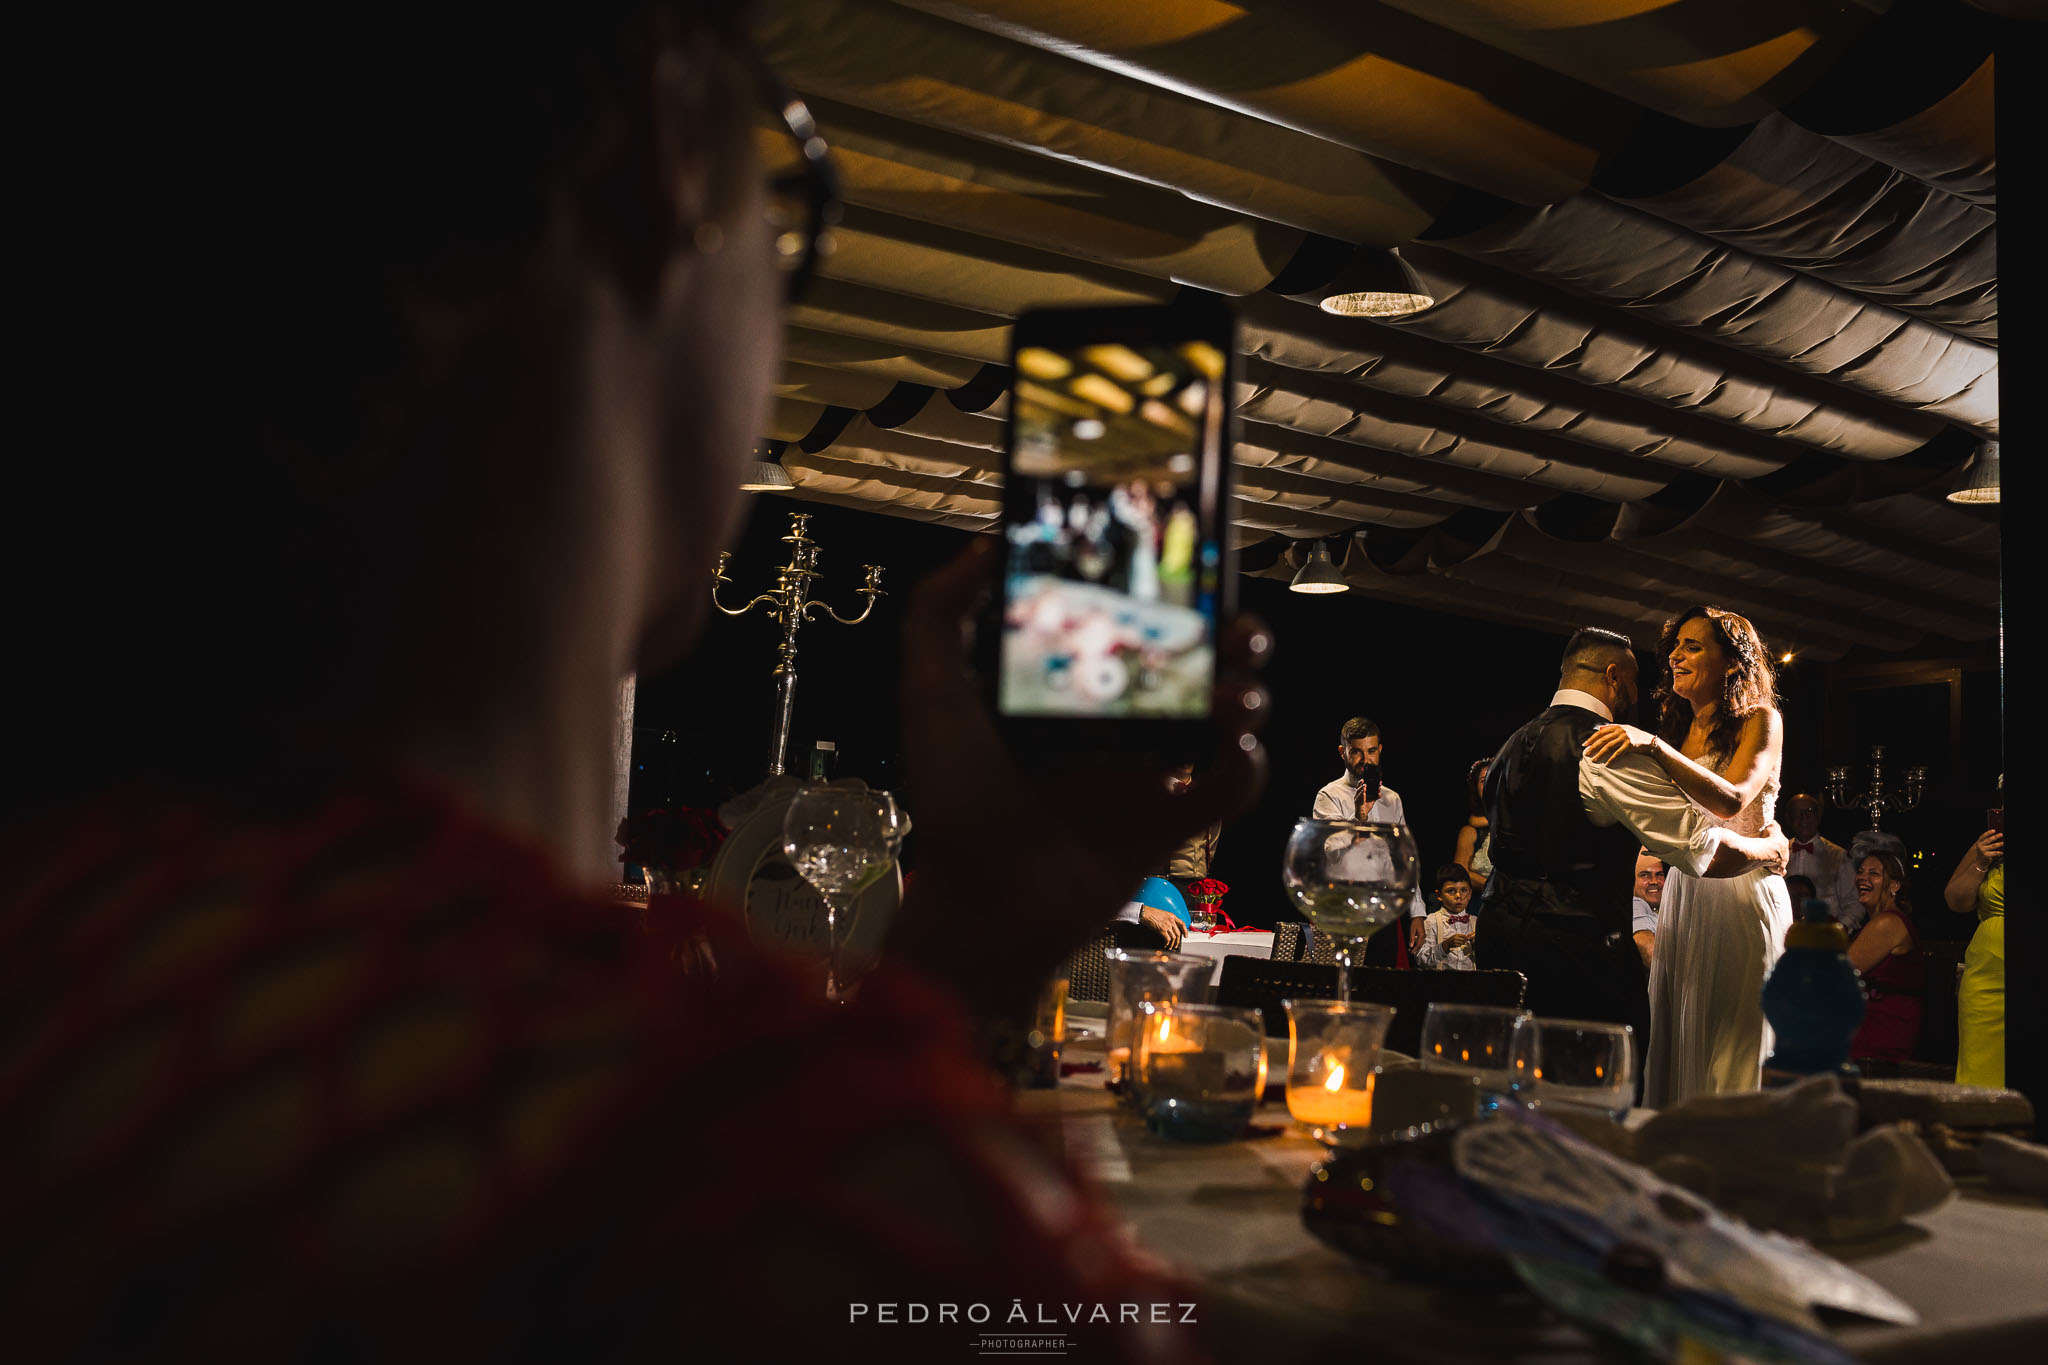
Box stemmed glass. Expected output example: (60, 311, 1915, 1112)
(1281, 819, 1418, 1003)
(782, 788, 911, 1000)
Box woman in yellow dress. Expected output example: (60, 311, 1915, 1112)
(1943, 820, 2005, 1087)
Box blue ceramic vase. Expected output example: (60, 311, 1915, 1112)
(1762, 898, 1866, 1076)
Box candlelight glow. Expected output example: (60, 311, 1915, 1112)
(1324, 1063, 1346, 1091)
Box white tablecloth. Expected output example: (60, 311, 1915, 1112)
(1173, 929, 1276, 985)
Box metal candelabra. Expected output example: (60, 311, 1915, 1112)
(713, 512, 885, 777)
(1824, 746, 1927, 832)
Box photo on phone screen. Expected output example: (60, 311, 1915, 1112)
(996, 320, 1229, 721)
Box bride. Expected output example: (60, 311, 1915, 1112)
(1584, 607, 1792, 1106)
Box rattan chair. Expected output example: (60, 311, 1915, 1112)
(1062, 928, 1119, 1004)
(1271, 922, 1306, 962)
(1214, 957, 1528, 1055)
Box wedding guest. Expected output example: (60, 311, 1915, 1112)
(1784, 874, 1818, 910)
(6, 6, 1271, 1358)
(1416, 864, 1479, 971)
(1848, 852, 1925, 1063)
(1944, 818, 2005, 1087)
(1312, 716, 1423, 955)
(1165, 761, 1223, 889)
(1632, 848, 1666, 967)
(1784, 792, 1864, 934)
(1453, 756, 1494, 896)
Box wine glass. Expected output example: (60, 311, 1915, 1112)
(782, 788, 911, 1000)
(1281, 819, 1418, 1002)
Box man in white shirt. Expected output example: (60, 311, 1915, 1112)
(1475, 628, 1789, 1044)
(1311, 716, 1423, 951)
(1632, 848, 1665, 967)
(1783, 792, 1864, 934)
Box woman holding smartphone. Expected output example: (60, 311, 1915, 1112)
(1945, 808, 2006, 1087)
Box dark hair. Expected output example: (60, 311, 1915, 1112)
(1857, 851, 1911, 913)
(1560, 626, 1633, 675)
(1653, 607, 1777, 766)
(1785, 874, 1818, 905)
(1466, 757, 1490, 817)
(1340, 717, 1381, 744)
(1434, 863, 1469, 892)
(30, 1, 757, 807)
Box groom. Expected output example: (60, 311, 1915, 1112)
(1475, 628, 1788, 1045)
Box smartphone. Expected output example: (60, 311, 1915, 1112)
(988, 297, 1238, 765)
(1988, 807, 2003, 834)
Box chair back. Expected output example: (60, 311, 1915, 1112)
(1063, 928, 1118, 1004)
(1271, 922, 1306, 962)
(1214, 957, 1528, 1054)
(1303, 929, 1345, 964)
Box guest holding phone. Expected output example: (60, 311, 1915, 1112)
(1945, 810, 2006, 1087)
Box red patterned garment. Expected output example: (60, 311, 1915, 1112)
(0, 774, 1194, 1362)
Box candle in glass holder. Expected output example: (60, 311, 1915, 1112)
(1286, 1055, 1376, 1129)
(1105, 949, 1213, 1095)
(1133, 1004, 1264, 1142)
(1283, 1001, 1393, 1143)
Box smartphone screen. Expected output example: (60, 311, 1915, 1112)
(995, 302, 1234, 735)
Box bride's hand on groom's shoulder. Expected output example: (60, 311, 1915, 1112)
(1584, 724, 1658, 765)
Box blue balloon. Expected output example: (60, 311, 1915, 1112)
(1133, 875, 1190, 925)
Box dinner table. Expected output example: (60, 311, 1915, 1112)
(1019, 1028, 2048, 1364)
(1170, 928, 1276, 987)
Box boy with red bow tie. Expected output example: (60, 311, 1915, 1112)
(1416, 863, 1480, 970)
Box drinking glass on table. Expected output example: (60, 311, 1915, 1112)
(1420, 1003, 1537, 1111)
(1132, 1002, 1265, 1142)
(1530, 1018, 1635, 1120)
(1281, 819, 1417, 1002)
(1105, 949, 1214, 1096)
(782, 787, 911, 1001)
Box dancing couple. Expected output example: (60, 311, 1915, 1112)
(1476, 608, 1791, 1107)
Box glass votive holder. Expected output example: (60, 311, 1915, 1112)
(1105, 949, 1214, 1095)
(1530, 1017, 1635, 1120)
(1283, 1000, 1394, 1144)
(1419, 1003, 1537, 1110)
(1018, 971, 1071, 1090)
(1132, 1002, 1265, 1142)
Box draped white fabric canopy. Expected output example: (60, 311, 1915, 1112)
(755, 0, 2007, 658)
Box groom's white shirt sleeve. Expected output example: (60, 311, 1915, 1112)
(1555, 688, 1724, 878)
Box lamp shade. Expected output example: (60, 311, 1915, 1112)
(1317, 248, 1434, 318)
(1289, 539, 1349, 594)
(740, 440, 796, 492)
(1945, 441, 1998, 504)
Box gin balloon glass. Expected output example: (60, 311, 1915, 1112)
(1281, 819, 1418, 1002)
(783, 788, 911, 1000)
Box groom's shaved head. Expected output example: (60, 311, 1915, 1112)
(1561, 627, 1634, 678)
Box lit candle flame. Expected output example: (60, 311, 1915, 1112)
(1156, 1015, 1172, 1043)
(1460, 1048, 1470, 1063)
(1594, 1064, 1605, 1079)
(1324, 1062, 1346, 1092)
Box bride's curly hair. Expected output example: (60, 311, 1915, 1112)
(1653, 606, 1777, 765)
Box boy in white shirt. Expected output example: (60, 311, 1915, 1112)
(1416, 863, 1479, 971)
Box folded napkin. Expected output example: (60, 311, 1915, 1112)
(1627, 1076, 1952, 1241)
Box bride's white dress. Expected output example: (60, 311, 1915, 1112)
(1642, 759, 1793, 1108)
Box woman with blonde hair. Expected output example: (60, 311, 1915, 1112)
(1584, 606, 1792, 1105)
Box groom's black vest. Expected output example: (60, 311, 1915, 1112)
(1477, 704, 1643, 936)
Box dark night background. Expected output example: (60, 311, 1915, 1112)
(633, 495, 2000, 950)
